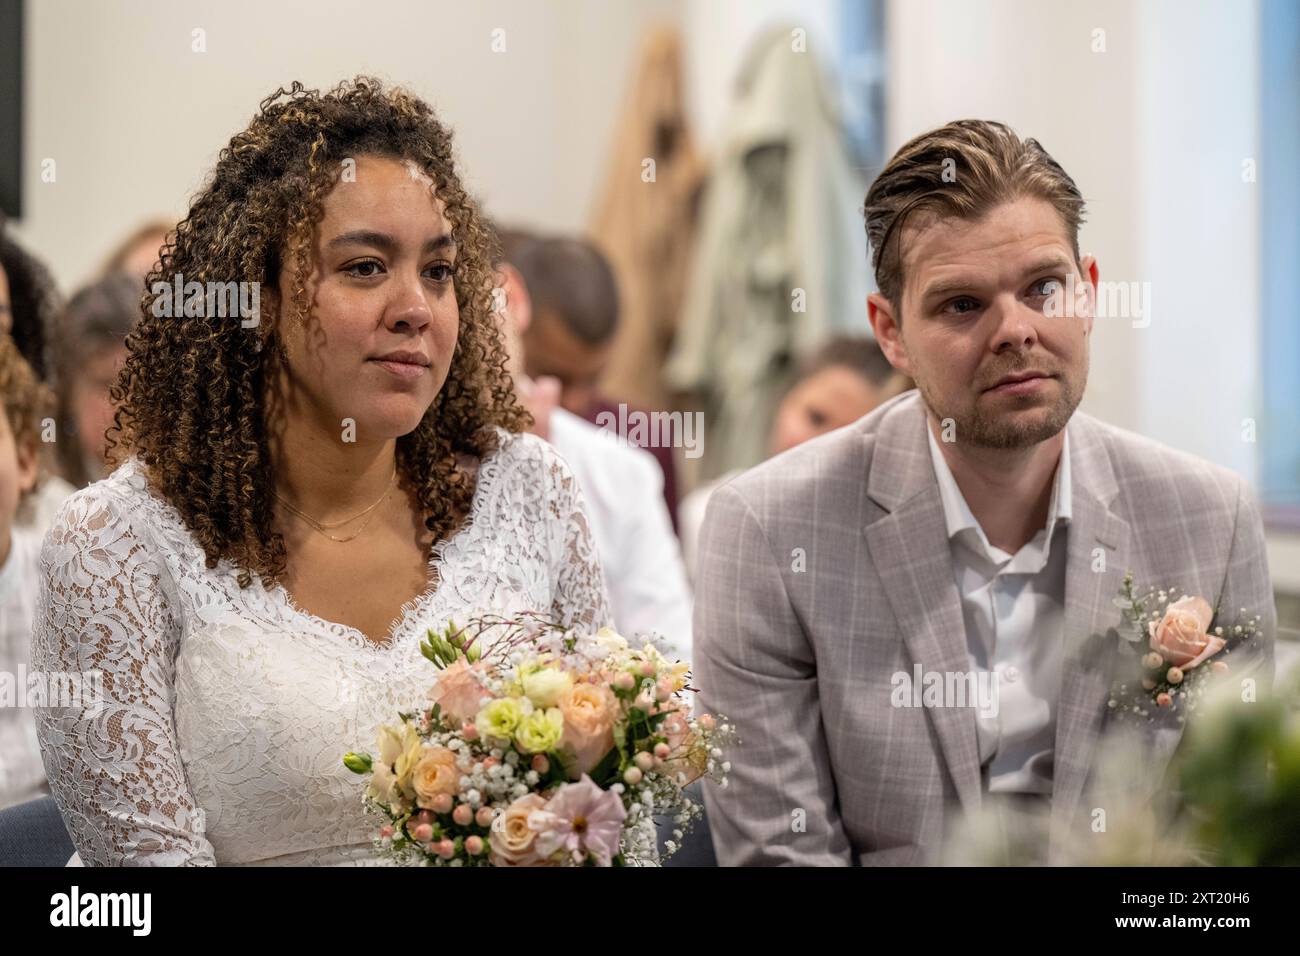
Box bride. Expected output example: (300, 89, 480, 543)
(32, 77, 611, 865)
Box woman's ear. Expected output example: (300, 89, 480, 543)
(15, 440, 39, 495)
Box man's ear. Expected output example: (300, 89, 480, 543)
(498, 263, 531, 335)
(15, 440, 38, 496)
(1078, 255, 1099, 337)
(867, 291, 912, 376)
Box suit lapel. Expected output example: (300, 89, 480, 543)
(1050, 415, 1132, 846)
(862, 395, 983, 813)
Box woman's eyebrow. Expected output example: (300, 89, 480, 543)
(328, 230, 456, 255)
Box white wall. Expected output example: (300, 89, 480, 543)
(10, 0, 680, 290)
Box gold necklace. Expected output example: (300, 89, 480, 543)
(275, 467, 397, 543)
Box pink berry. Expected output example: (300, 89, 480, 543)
(614, 672, 635, 691)
(654, 742, 671, 759)
(413, 823, 433, 842)
(432, 793, 454, 814)
(475, 806, 495, 827)
(436, 838, 456, 859)
(623, 766, 643, 785)
(532, 754, 550, 774)
(1156, 692, 1172, 708)
(635, 752, 654, 772)
(453, 804, 473, 826)
(639, 661, 657, 677)
(462, 722, 479, 741)
(465, 835, 484, 856)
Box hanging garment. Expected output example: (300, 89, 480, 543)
(665, 25, 871, 481)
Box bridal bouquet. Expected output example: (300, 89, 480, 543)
(343, 613, 734, 866)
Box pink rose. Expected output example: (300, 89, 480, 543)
(427, 658, 491, 725)
(1148, 595, 1225, 670)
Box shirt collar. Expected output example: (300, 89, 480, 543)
(925, 422, 1072, 563)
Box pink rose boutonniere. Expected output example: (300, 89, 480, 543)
(1108, 572, 1263, 723)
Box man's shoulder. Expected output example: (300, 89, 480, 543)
(712, 390, 915, 519)
(1069, 410, 1246, 512)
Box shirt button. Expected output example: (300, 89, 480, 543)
(1003, 666, 1020, 682)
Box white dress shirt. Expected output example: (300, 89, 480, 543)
(547, 409, 693, 662)
(926, 425, 1071, 795)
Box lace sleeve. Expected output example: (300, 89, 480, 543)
(540, 441, 613, 632)
(31, 488, 217, 866)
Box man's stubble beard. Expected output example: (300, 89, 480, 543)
(913, 357, 1088, 450)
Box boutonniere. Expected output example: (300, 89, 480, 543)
(1107, 571, 1262, 724)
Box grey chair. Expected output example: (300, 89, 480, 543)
(0, 796, 75, 867)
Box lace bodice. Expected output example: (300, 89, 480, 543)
(32, 428, 612, 865)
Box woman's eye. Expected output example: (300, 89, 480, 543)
(426, 261, 455, 283)
(344, 260, 383, 278)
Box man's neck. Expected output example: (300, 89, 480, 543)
(927, 414, 1065, 554)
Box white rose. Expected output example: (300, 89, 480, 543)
(521, 667, 573, 708)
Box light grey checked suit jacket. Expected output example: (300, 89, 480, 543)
(693, 390, 1276, 865)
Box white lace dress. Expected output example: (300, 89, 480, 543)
(32, 428, 612, 865)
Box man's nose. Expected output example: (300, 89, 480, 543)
(988, 296, 1039, 353)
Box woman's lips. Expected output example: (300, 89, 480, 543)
(370, 359, 428, 380)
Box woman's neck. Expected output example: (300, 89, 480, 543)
(269, 411, 399, 523)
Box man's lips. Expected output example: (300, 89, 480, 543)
(983, 372, 1054, 395)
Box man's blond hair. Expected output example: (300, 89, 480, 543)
(863, 119, 1086, 309)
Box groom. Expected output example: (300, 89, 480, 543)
(693, 119, 1276, 865)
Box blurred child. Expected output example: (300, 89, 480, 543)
(0, 336, 56, 810)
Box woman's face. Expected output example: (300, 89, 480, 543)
(274, 154, 460, 443)
(73, 343, 128, 472)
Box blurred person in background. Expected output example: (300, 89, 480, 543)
(508, 234, 681, 528)
(679, 335, 912, 581)
(0, 218, 75, 532)
(98, 218, 173, 285)
(54, 274, 140, 488)
(0, 337, 57, 810)
(494, 227, 693, 661)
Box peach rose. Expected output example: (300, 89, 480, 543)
(412, 747, 462, 809)
(558, 683, 616, 777)
(489, 793, 554, 866)
(427, 658, 491, 725)
(1149, 595, 1225, 670)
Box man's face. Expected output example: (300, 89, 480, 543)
(521, 309, 611, 417)
(869, 197, 1095, 449)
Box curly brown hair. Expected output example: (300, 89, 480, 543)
(0, 334, 54, 505)
(108, 77, 529, 588)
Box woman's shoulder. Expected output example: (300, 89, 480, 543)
(43, 456, 166, 547)
(482, 426, 579, 494)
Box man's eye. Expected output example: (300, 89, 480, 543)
(344, 260, 383, 278)
(944, 297, 980, 315)
(1030, 277, 1063, 298)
